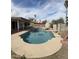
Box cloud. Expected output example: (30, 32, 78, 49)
(12, 0, 48, 8)
(11, 0, 66, 21)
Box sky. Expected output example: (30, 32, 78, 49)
(11, 0, 66, 21)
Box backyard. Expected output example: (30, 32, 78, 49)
(11, 29, 68, 59)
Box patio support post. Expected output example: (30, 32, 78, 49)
(17, 20, 19, 31)
(23, 22, 25, 30)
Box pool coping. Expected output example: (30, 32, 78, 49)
(11, 30, 63, 58)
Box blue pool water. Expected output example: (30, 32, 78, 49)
(20, 28, 55, 44)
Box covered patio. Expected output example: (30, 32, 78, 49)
(11, 17, 30, 34)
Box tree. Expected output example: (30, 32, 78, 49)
(28, 17, 35, 27)
(57, 18, 64, 32)
(28, 17, 36, 22)
(57, 18, 64, 24)
(51, 18, 64, 32)
(52, 20, 57, 24)
(42, 20, 47, 24)
(51, 20, 58, 32)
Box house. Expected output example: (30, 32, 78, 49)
(11, 17, 30, 33)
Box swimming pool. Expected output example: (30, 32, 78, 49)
(20, 28, 55, 44)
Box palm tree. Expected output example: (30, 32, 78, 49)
(64, 0, 68, 26)
(33, 14, 37, 23)
(64, 0, 68, 8)
(34, 14, 36, 18)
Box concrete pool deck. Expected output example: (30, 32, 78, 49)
(11, 30, 63, 58)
